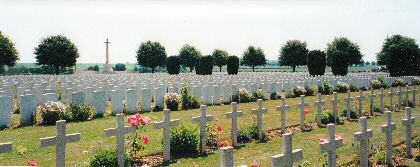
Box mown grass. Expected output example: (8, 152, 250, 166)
(0, 87, 418, 166)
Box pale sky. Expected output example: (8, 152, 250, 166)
(1, 0, 419, 64)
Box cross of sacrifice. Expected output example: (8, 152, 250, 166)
(155, 109, 180, 161)
(397, 86, 402, 108)
(104, 114, 136, 167)
(344, 91, 354, 119)
(405, 85, 411, 107)
(320, 124, 343, 167)
(378, 88, 385, 113)
(40, 120, 81, 167)
(315, 93, 326, 125)
(356, 90, 366, 118)
(0, 142, 12, 153)
(353, 117, 373, 167)
(380, 111, 396, 166)
(368, 89, 376, 116)
(297, 95, 309, 130)
(252, 99, 268, 141)
(226, 102, 243, 146)
(330, 92, 339, 124)
(220, 146, 234, 167)
(276, 97, 290, 134)
(192, 105, 214, 154)
(402, 107, 415, 158)
(388, 88, 395, 111)
(271, 133, 303, 167)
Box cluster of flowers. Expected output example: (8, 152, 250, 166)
(41, 101, 67, 112)
(164, 93, 181, 103)
(128, 113, 151, 144)
(293, 85, 306, 96)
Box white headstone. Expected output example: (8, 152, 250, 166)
(320, 124, 343, 167)
(0, 96, 13, 128)
(380, 111, 396, 166)
(154, 109, 180, 161)
(141, 88, 152, 112)
(276, 97, 290, 133)
(297, 95, 309, 130)
(271, 133, 303, 167)
(252, 99, 268, 141)
(92, 90, 107, 117)
(226, 102, 243, 146)
(192, 105, 214, 153)
(20, 94, 36, 125)
(402, 107, 415, 158)
(353, 117, 373, 167)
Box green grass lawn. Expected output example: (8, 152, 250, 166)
(0, 88, 419, 166)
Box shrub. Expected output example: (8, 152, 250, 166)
(336, 82, 349, 93)
(164, 93, 181, 111)
(340, 109, 358, 119)
(39, 101, 69, 125)
(87, 65, 99, 71)
(392, 79, 404, 87)
(360, 86, 368, 91)
(373, 107, 382, 113)
(402, 99, 414, 108)
(166, 56, 181, 75)
(413, 78, 420, 85)
(180, 84, 200, 110)
(237, 125, 264, 143)
(350, 84, 359, 92)
(304, 86, 316, 96)
(206, 124, 219, 148)
(195, 55, 213, 75)
(227, 56, 239, 75)
(371, 80, 381, 89)
(89, 149, 130, 167)
(239, 88, 252, 103)
(114, 63, 126, 71)
(293, 86, 306, 97)
(270, 92, 281, 100)
(67, 103, 94, 122)
(254, 89, 266, 101)
(318, 82, 333, 95)
(307, 50, 326, 76)
(170, 124, 199, 157)
(320, 111, 339, 124)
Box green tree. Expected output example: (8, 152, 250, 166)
(0, 31, 19, 73)
(87, 65, 99, 71)
(34, 35, 79, 74)
(166, 56, 181, 75)
(278, 40, 308, 72)
(179, 44, 201, 72)
(136, 41, 167, 73)
(227, 55, 239, 75)
(307, 50, 326, 76)
(377, 34, 420, 76)
(326, 37, 363, 76)
(212, 49, 228, 72)
(114, 63, 126, 71)
(241, 46, 266, 72)
(195, 55, 213, 75)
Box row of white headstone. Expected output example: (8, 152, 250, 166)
(219, 107, 416, 167)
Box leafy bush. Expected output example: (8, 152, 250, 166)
(340, 109, 358, 119)
(114, 63, 126, 71)
(413, 78, 420, 85)
(166, 56, 181, 75)
(89, 149, 130, 167)
(392, 79, 404, 87)
(293, 86, 306, 97)
(318, 82, 333, 95)
(307, 50, 326, 76)
(170, 124, 199, 157)
(254, 89, 266, 101)
(371, 80, 381, 89)
(319, 111, 339, 124)
(402, 100, 414, 108)
(180, 84, 200, 110)
(270, 92, 281, 100)
(39, 101, 69, 125)
(360, 86, 368, 91)
(350, 84, 359, 92)
(373, 107, 382, 113)
(227, 56, 239, 75)
(195, 55, 213, 75)
(239, 88, 252, 103)
(206, 124, 219, 148)
(237, 125, 264, 143)
(336, 82, 349, 93)
(67, 103, 94, 122)
(164, 93, 181, 111)
(87, 65, 99, 71)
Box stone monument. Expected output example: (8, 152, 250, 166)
(102, 38, 115, 74)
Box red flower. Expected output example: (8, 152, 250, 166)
(319, 138, 328, 144)
(336, 108, 339, 113)
(143, 134, 150, 144)
(335, 134, 343, 140)
(304, 108, 310, 115)
(128, 114, 151, 126)
(251, 160, 259, 167)
(139, 116, 151, 124)
(217, 125, 223, 135)
(28, 160, 37, 166)
(128, 116, 140, 126)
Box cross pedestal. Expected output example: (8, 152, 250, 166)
(220, 146, 234, 167)
(344, 91, 354, 119)
(252, 99, 268, 141)
(155, 109, 180, 161)
(320, 124, 343, 167)
(315, 93, 325, 125)
(276, 97, 290, 133)
(330, 92, 339, 124)
(271, 133, 303, 167)
(226, 102, 243, 146)
(402, 107, 415, 158)
(104, 114, 136, 167)
(353, 117, 373, 167)
(192, 105, 214, 153)
(40, 120, 81, 167)
(297, 95, 308, 130)
(380, 111, 396, 166)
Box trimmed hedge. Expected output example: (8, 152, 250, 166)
(227, 56, 239, 75)
(307, 50, 326, 76)
(166, 56, 181, 75)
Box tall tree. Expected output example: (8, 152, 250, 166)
(0, 31, 19, 73)
(195, 55, 213, 75)
(34, 35, 79, 74)
(241, 46, 266, 72)
(179, 44, 201, 72)
(377, 34, 420, 76)
(227, 55, 239, 75)
(278, 40, 308, 72)
(307, 50, 326, 76)
(326, 37, 363, 76)
(166, 55, 181, 75)
(212, 49, 228, 72)
(136, 41, 167, 73)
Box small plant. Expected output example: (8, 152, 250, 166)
(392, 79, 404, 87)
(254, 89, 267, 101)
(359, 86, 368, 91)
(170, 123, 199, 157)
(89, 149, 130, 167)
(180, 83, 200, 110)
(413, 77, 420, 85)
(39, 101, 69, 125)
(336, 82, 350, 93)
(373, 107, 382, 113)
(126, 114, 151, 159)
(350, 84, 359, 92)
(237, 125, 266, 143)
(239, 88, 252, 103)
(67, 103, 94, 122)
(293, 85, 306, 97)
(318, 82, 333, 95)
(402, 99, 415, 108)
(270, 92, 281, 100)
(206, 123, 221, 148)
(164, 93, 181, 111)
(304, 86, 316, 96)
(371, 80, 382, 89)
(340, 109, 358, 119)
(319, 111, 340, 124)
(13, 107, 20, 114)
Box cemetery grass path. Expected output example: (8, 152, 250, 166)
(0, 88, 419, 166)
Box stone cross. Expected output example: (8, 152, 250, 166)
(397, 86, 402, 108)
(104, 114, 136, 167)
(226, 102, 243, 146)
(220, 146, 234, 167)
(388, 88, 395, 111)
(330, 92, 339, 124)
(276, 97, 290, 133)
(353, 117, 373, 167)
(271, 133, 303, 167)
(380, 111, 396, 166)
(344, 91, 354, 119)
(315, 93, 326, 125)
(155, 109, 180, 161)
(405, 85, 411, 107)
(0, 142, 12, 153)
(378, 88, 385, 113)
(320, 124, 343, 167)
(356, 90, 365, 118)
(252, 99, 268, 141)
(297, 95, 309, 130)
(402, 107, 415, 158)
(369, 89, 376, 116)
(413, 85, 416, 108)
(192, 105, 214, 153)
(40, 120, 81, 167)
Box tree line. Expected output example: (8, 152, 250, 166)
(0, 31, 419, 76)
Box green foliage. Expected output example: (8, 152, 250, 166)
(392, 79, 404, 87)
(34, 35, 79, 74)
(179, 44, 201, 72)
(206, 124, 219, 148)
(195, 55, 213, 75)
(166, 56, 181, 75)
(238, 89, 252, 103)
(336, 82, 350, 93)
(67, 103, 94, 121)
(0, 31, 19, 73)
(320, 111, 339, 124)
(114, 63, 126, 71)
(136, 41, 167, 73)
(326, 37, 363, 76)
(278, 40, 308, 72)
(226, 55, 239, 75)
(241, 46, 266, 72)
(350, 84, 359, 92)
(255, 89, 267, 101)
(39, 102, 70, 125)
(270, 92, 281, 100)
(371, 80, 381, 89)
(413, 78, 420, 85)
(237, 125, 262, 143)
(89, 149, 130, 167)
(373, 107, 381, 113)
(340, 109, 358, 119)
(377, 34, 420, 76)
(307, 50, 326, 76)
(212, 49, 228, 72)
(304, 86, 316, 96)
(318, 82, 333, 95)
(180, 83, 200, 110)
(402, 99, 414, 108)
(293, 86, 306, 97)
(170, 124, 199, 157)
(87, 65, 99, 71)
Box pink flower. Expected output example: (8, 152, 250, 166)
(319, 138, 329, 144)
(140, 116, 151, 124)
(128, 116, 140, 126)
(335, 134, 342, 140)
(143, 134, 150, 144)
(28, 160, 37, 166)
(217, 125, 223, 135)
(251, 160, 259, 167)
(304, 108, 310, 115)
(128, 114, 151, 126)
